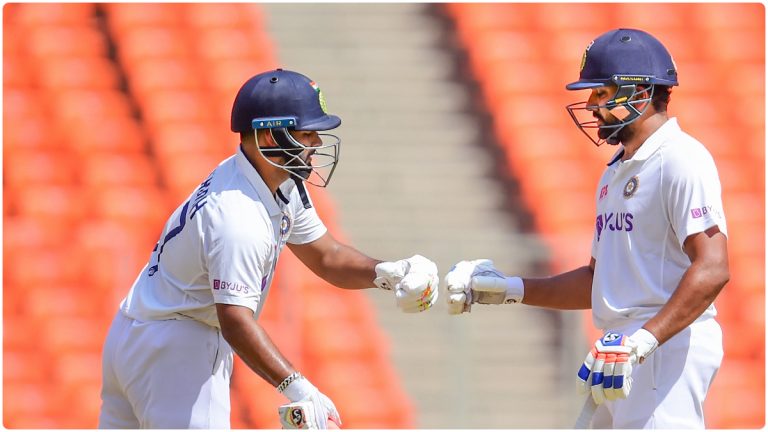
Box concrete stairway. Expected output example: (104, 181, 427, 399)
(261, 4, 581, 428)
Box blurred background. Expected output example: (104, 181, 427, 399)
(2, 2, 764, 429)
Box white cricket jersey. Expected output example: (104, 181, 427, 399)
(120, 148, 327, 328)
(591, 118, 728, 330)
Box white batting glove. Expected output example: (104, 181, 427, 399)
(444, 259, 524, 314)
(279, 375, 341, 429)
(374, 255, 439, 313)
(577, 329, 659, 404)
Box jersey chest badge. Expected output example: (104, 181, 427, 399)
(623, 176, 639, 198)
(280, 213, 292, 241)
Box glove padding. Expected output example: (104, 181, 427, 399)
(444, 259, 523, 314)
(280, 377, 341, 429)
(577, 329, 659, 404)
(374, 255, 439, 313)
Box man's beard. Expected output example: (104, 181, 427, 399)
(597, 117, 634, 145)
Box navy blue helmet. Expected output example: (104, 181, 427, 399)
(565, 29, 677, 145)
(231, 69, 341, 133)
(231, 69, 341, 188)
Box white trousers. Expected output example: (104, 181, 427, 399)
(591, 318, 723, 429)
(99, 311, 234, 428)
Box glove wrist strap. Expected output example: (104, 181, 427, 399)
(630, 328, 659, 361)
(279, 374, 316, 402)
(373, 262, 395, 290)
(504, 276, 524, 304)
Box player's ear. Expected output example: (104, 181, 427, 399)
(258, 129, 280, 149)
(240, 130, 257, 145)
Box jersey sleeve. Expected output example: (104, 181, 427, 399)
(287, 188, 327, 245)
(205, 205, 269, 313)
(663, 147, 728, 249)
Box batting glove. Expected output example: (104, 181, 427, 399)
(374, 255, 439, 313)
(444, 259, 524, 315)
(279, 374, 341, 429)
(577, 329, 659, 404)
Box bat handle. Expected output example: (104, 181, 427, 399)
(573, 395, 597, 429)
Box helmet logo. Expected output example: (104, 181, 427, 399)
(310, 81, 329, 114)
(580, 39, 595, 72)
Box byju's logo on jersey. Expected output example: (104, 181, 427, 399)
(213, 279, 250, 294)
(690, 205, 721, 220)
(596, 212, 634, 241)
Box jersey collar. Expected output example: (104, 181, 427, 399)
(632, 117, 677, 161)
(235, 146, 282, 216)
(606, 117, 678, 166)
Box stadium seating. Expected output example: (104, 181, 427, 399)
(445, 3, 765, 428)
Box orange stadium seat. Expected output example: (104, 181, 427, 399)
(80, 153, 159, 190)
(25, 283, 110, 320)
(7, 3, 96, 25)
(88, 185, 170, 230)
(76, 219, 154, 296)
(105, 3, 184, 35)
(150, 123, 231, 161)
(3, 382, 60, 426)
(4, 245, 84, 287)
(123, 58, 205, 101)
(3, 216, 71, 257)
(140, 90, 216, 131)
(611, 3, 692, 31)
(3, 116, 51, 152)
(3, 56, 36, 88)
(302, 317, 387, 362)
(63, 116, 147, 155)
(3, 149, 79, 187)
(4, 349, 51, 384)
(705, 30, 765, 63)
(52, 381, 103, 428)
(50, 351, 103, 387)
(53, 89, 134, 122)
(534, 3, 613, 31)
(26, 26, 109, 58)
(212, 57, 277, 89)
(9, 184, 87, 227)
(4, 89, 49, 121)
(4, 24, 25, 54)
(3, 314, 45, 351)
(194, 28, 275, 63)
(113, 27, 191, 63)
(158, 152, 223, 203)
(36, 57, 121, 90)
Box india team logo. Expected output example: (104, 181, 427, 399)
(623, 176, 639, 198)
(309, 81, 328, 114)
(280, 214, 292, 240)
(580, 39, 595, 72)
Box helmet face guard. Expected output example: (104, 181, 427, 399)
(252, 117, 340, 187)
(566, 83, 654, 146)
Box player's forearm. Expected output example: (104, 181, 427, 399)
(317, 242, 381, 289)
(218, 307, 295, 386)
(521, 265, 593, 310)
(641, 259, 728, 345)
